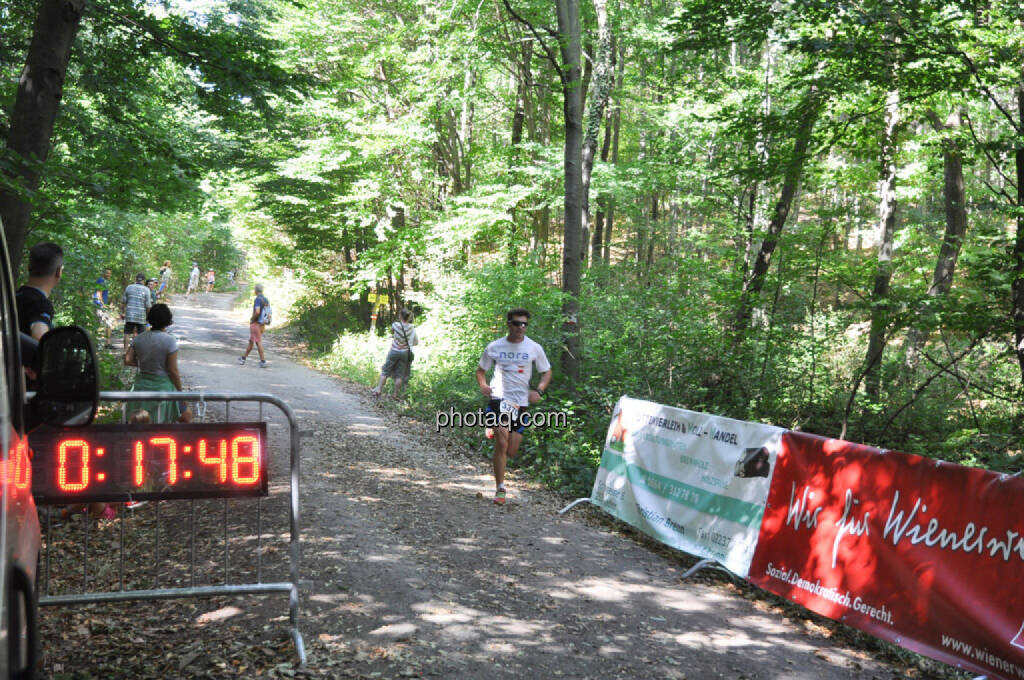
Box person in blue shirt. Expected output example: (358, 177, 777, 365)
(94, 269, 114, 347)
(238, 284, 269, 368)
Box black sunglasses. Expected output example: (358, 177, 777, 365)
(508, 320, 528, 328)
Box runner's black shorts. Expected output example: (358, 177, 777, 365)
(486, 398, 529, 434)
(124, 321, 146, 335)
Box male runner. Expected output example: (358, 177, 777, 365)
(475, 308, 551, 505)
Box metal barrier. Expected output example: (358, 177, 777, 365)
(34, 390, 305, 664)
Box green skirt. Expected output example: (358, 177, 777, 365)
(132, 372, 181, 424)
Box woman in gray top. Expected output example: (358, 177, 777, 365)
(124, 303, 190, 423)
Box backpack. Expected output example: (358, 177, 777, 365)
(258, 301, 272, 325)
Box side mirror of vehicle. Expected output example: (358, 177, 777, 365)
(32, 326, 99, 427)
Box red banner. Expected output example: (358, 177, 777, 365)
(748, 431, 1024, 680)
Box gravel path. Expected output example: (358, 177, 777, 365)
(38, 292, 914, 679)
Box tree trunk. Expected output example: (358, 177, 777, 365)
(864, 89, 901, 399)
(556, 0, 583, 381)
(591, 89, 614, 263)
(511, 68, 526, 146)
(1, 0, 84, 271)
(602, 80, 621, 264)
(904, 108, 967, 371)
(732, 85, 821, 339)
(580, 0, 612, 269)
(460, 68, 475, 190)
(1012, 75, 1024, 384)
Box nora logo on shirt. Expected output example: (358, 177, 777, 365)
(498, 351, 530, 360)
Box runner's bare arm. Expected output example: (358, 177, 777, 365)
(475, 367, 491, 396)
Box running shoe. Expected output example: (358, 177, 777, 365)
(259, 360, 267, 368)
(237, 356, 246, 365)
(493, 488, 507, 505)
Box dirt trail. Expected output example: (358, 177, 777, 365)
(39, 292, 910, 679)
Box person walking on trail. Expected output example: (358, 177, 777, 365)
(186, 262, 200, 297)
(371, 308, 418, 399)
(157, 260, 172, 299)
(475, 308, 551, 506)
(16, 242, 63, 341)
(238, 284, 270, 368)
(205, 269, 215, 293)
(146, 278, 159, 305)
(124, 303, 192, 424)
(94, 268, 115, 348)
(121, 273, 153, 352)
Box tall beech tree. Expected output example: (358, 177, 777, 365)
(732, 83, 822, 340)
(903, 107, 968, 372)
(1, 0, 84, 269)
(580, 0, 614, 268)
(503, 0, 583, 381)
(863, 87, 901, 400)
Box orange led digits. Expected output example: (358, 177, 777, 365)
(134, 441, 145, 486)
(150, 436, 178, 484)
(13, 441, 30, 490)
(198, 438, 227, 483)
(57, 439, 90, 492)
(231, 435, 260, 484)
(31, 423, 268, 503)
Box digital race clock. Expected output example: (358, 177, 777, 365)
(29, 422, 268, 504)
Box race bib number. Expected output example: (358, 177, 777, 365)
(499, 399, 520, 416)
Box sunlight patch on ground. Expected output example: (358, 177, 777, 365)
(484, 640, 518, 653)
(348, 495, 384, 503)
(411, 601, 482, 625)
(707, 629, 774, 650)
(362, 466, 419, 480)
(539, 536, 568, 545)
(488, 617, 547, 636)
(656, 591, 714, 613)
(348, 424, 389, 434)
(437, 624, 481, 641)
(444, 544, 483, 555)
(308, 593, 351, 604)
(195, 605, 243, 624)
(666, 631, 710, 649)
(369, 622, 418, 638)
(730, 614, 795, 635)
(543, 576, 714, 615)
(574, 578, 631, 602)
(439, 477, 498, 493)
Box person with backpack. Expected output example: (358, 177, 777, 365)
(371, 308, 418, 398)
(238, 284, 271, 368)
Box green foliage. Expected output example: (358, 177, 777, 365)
(8, 0, 1024, 558)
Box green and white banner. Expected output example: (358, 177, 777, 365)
(592, 396, 784, 577)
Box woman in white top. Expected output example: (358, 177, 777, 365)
(371, 308, 419, 398)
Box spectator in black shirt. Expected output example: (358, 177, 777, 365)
(16, 242, 63, 341)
